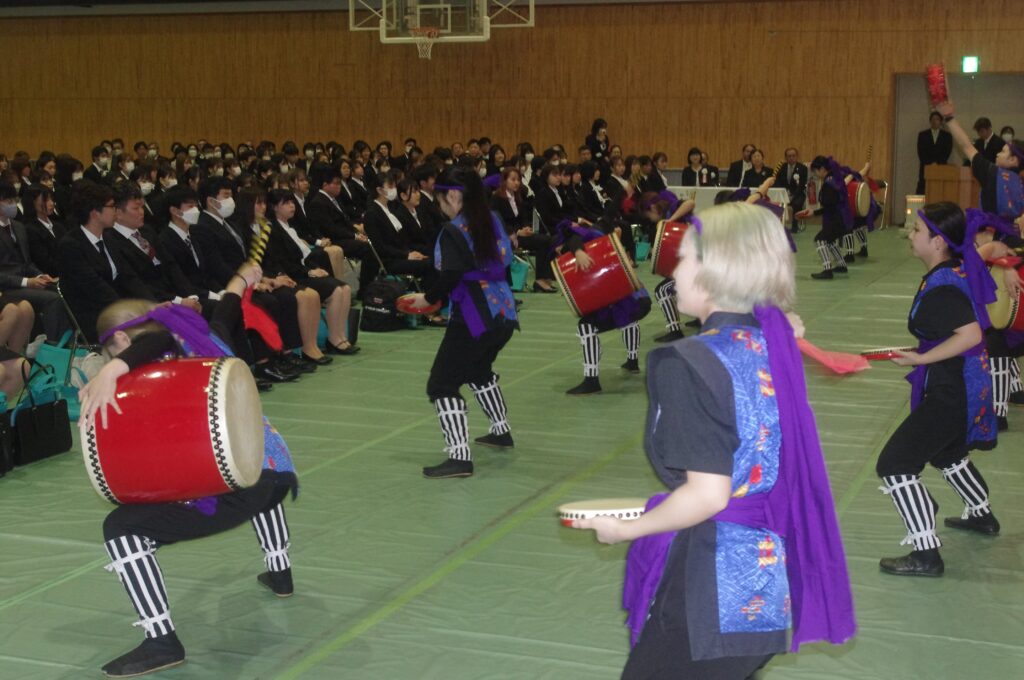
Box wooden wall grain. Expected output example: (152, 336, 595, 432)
(1, 0, 1022, 178)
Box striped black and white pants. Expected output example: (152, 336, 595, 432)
(653, 279, 680, 333)
(578, 321, 640, 377)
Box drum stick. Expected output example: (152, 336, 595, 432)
(248, 217, 272, 266)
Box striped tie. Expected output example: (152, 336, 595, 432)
(248, 220, 272, 265)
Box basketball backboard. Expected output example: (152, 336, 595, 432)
(349, 0, 533, 37)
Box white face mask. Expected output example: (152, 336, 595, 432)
(98, 157, 110, 169)
(1003, 133, 1015, 143)
(225, 153, 235, 160)
(147, 149, 158, 158)
(216, 196, 235, 219)
(72, 172, 84, 181)
(139, 181, 154, 196)
(524, 153, 534, 162)
(279, 164, 290, 174)
(478, 167, 487, 178)
(180, 206, 201, 225)
(305, 150, 315, 159)
(384, 187, 398, 201)
(405, 145, 414, 153)
(163, 178, 178, 189)
(124, 161, 135, 173)
(188, 148, 198, 158)
(0, 203, 18, 219)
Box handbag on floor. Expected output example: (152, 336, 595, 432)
(11, 363, 73, 466)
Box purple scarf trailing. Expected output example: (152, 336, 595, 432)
(918, 210, 996, 329)
(623, 307, 856, 653)
(99, 304, 226, 357)
(966, 207, 1018, 240)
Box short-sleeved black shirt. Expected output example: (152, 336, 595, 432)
(972, 153, 998, 214)
(911, 260, 978, 392)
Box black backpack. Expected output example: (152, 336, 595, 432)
(360, 276, 408, 332)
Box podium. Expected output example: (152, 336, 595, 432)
(924, 165, 979, 210)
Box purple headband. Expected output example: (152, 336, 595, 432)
(918, 209, 996, 329)
(966, 207, 1017, 239)
(99, 304, 226, 357)
(434, 183, 466, 192)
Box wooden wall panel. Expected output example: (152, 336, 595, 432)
(0, 0, 1022, 180)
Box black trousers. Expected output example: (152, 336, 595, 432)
(103, 471, 288, 545)
(337, 238, 378, 288)
(876, 386, 969, 477)
(427, 321, 514, 400)
(253, 288, 301, 351)
(517, 233, 555, 280)
(381, 258, 439, 290)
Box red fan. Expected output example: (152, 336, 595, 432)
(796, 338, 871, 374)
(396, 293, 441, 315)
(925, 63, 949, 106)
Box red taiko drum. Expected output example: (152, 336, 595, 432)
(82, 357, 265, 504)
(553, 233, 642, 317)
(651, 220, 689, 278)
(846, 181, 871, 217)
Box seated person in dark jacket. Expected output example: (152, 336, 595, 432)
(489, 168, 556, 292)
(740, 149, 774, 188)
(413, 164, 444, 243)
(392, 178, 435, 255)
(306, 165, 376, 291)
(22, 185, 66, 277)
(265, 189, 359, 355)
(362, 171, 438, 289)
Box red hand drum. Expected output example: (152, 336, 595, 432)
(988, 264, 1024, 331)
(83, 357, 265, 504)
(396, 293, 442, 315)
(553, 233, 642, 317)
(847, 181, 871, 218)
(651, 220, 689, 278)
(558, 498, 648, 527)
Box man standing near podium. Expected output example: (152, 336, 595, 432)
(916, 111, 953, 194)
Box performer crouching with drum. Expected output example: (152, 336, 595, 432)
(402, 166, 519, 479)
(575, 202, 855, 677)
(877, 203, 999, 577)
(640, 191, 695, 343)
(80, 261, 297, 678)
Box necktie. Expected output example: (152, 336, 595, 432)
(95, 240, 114, 279)
(185, 234, 200, 266)
(225, 223, 244, 254)
(132, 231, 157, 261)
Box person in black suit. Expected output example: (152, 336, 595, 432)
(534, 163, 571, 234)
(191, 176, 245, 291)
(964, 117, 1003, 167)
(393, 178, 434, 255)
(490, 168, 556, 293)
(679, 147, 720, 187)
(337, 159, 364, 223)
(362, 171, 437, 287)
(577, 161, 616, 224)
(646, 152, 669, 192)
(157, 186, 229, 304)
(917, 111, 954, 194)
(264, 189, 358, 355)
(585, 118, 611, 170)
(779, 147, 809, 233)
(21, 185, 66, 277)
(740, 149, 773, 188)
(306, 165, 377, 292)
(413, 164, 444, 243)
(83, 145, 112, 185)
(57, 181, 150, 341)
(726, 143, 756, 187)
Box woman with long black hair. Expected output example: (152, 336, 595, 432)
(404, 166, 520, 479)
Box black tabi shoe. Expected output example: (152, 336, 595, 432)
(422, 458, 474, 479)
(326, 342, 361, 356)
(255, 364, 298, 383)
(857, 246, 869, 258)
(515, 299, 524, 309)
(101, 632, 185, 678)
(566, 377, 602, 396)
(843, 254, 856, 264)
(1009, 391, 1024, 405)
(835, 265, 849, 274)
(621, 358, 640, 374)
(684, 318, 702, 329)
(532, 282, 557, 294)
(654, 329, 685, 343)
(257, 568, 294, 597)
(944, 513, 1001, 536)
(811, 270, 834, 280)
(256, 379, 274, 393)
(301, 352, 333, 366)
(879, 549, 944, 577)
(997, 415, 1008, 432)
(280, 353, 316, 374)
(475, 432, 515, 449)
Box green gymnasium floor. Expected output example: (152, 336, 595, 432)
(1, 227, 1022, 680)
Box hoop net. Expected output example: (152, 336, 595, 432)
(410, 26, 440, 59)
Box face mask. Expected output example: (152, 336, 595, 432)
(380, 165, 390, 173)
(279, 164, 290, 174)
(478, 167, 487, 178)
(216, 196, 236, 219)
(405, 145, 414, 153)
(188, 148, 198, 158)
(139, 181, 154, 196)
(225, 153, 234, 160)
(384, 187, 398, 201)
(72, 172, 84, 181)
(230, 166, 242, 178)
(180, 206, 201, 225)
(214, 151, 222, 159)
(124, 161, 135, 173)
(1003, 133, 1014, 143)
(262, 155, 271, 162)
(305, 150, 315, 159)
(148, 149, 158, 158)
(551, 160, 560, 167)
(0, 203, 17, 219)
(163, 178, 178, 189)
(524, 153, 534, 162)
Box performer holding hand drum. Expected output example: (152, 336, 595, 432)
(575, 203, 855, 678)
(80, 261, 298, 678)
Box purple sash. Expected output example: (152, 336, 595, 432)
(906, 338, 984, 409)
(451, 260, 508, 338)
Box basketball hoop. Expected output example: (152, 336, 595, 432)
(409, 26, 440, 59)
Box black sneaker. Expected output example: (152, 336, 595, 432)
(566, 377, 602, 395)
(258, 568, 294, 597)
(280, 354, 316, 374)
(944, 513, 1000, 536)
(879, 549, 944, 577)
(811, 270, 834, 280)
(256, 379, 274, 393)
(835, 265, 849, 274)
(422, 458, 474, 479)
(857, 246, 869, 258)
(475, 432, 514, 448)
(843, 254, 856, 264)
(997, 415, 1008, 431)
(621, 359, 640, 374)
(101, 632, 186, 678)
(684, 319, 701, 329)
(654, 329, 685, 343)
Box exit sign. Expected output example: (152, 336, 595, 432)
(962, 56, 979, 73)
